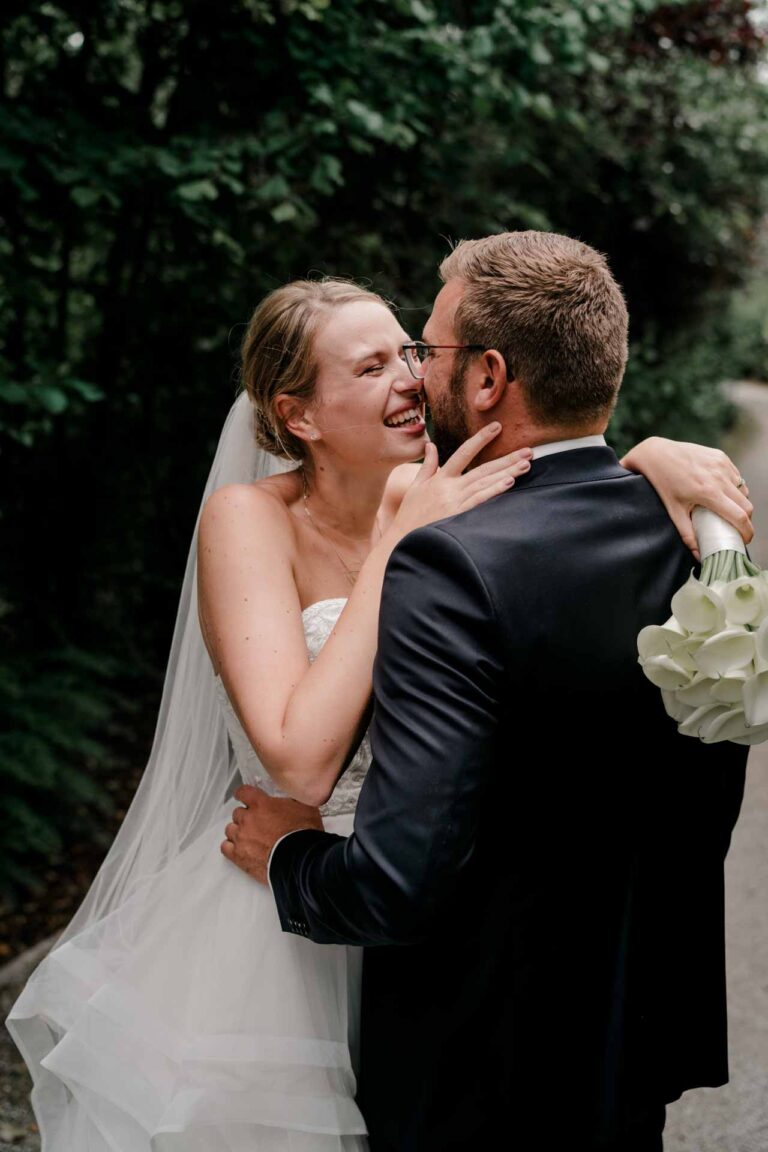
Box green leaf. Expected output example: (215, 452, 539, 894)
(311, 83, 335, 108)
(271, 202, 298, 223)
(37, 386, 68, 414)
(67, 379, 105, 402)
(155, 151, 183, 177)
(410, 0, 433, 24)
(529, 92, 555, 121)
(587, 51, 610, 75)
(70, 186, 101, 208)
(177, 180, 218, 202)
(347, 99, 386, 136)
(220, 175, 245, 195)
(0, 382, 28, 404)
(531, 41, 553, 67)
(309, 154, 344, 194)
(258, 175, 291, 202)
(212, 229, 245, 260)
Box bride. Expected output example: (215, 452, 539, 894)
(6, 277, 753, 1150)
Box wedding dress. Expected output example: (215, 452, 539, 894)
(7, 597, 371, 1151)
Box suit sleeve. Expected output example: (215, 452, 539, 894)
(269, 523, 503, 946)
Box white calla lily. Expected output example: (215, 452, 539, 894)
(676, 674, 720, 706)
(678, 703, 730, 739)
(700, 707, 751, 744)
(755, 618, 768, 666)
(661, 690, 695, 723)
(667, 635, 704, 673)
(733, 722, 768, 745)
(709, 668, 751, 704)
(671, 575, 726, 634)
(693, 629, 755, 678)
(721, 577, 767, 626)
(640, 655, 692, 691)
(743, 670, 768, 728)
(637, 617, 686, 661)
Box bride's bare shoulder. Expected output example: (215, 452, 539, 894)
(199, 470, 303, 545)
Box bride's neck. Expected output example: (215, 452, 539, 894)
(301, 459, 390, 539)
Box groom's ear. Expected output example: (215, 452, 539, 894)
(471, 349, 510, 414)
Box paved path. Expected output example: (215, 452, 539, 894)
(665, 382, 768, 1152)
(0, 984, 38, 1150)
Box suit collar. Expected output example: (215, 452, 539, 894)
(510, 444, 629, 492)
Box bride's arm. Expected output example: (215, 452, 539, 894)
(620, 437, 754, 560)
(197, 430, 532, 808)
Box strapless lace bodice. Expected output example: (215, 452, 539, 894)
(214, 598, 372, 819)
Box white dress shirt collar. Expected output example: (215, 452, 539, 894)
(530, 434, 607, 461)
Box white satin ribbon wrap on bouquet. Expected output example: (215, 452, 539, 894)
(638, 506, 768, 745)
(692, 506, 747, 560)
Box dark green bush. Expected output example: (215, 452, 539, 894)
(0, 647, 118, 900)
(717, 262, 768, 384)
(610, 321, 739, 458)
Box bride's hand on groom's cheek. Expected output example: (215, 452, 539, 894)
(221, 784, 323, 885)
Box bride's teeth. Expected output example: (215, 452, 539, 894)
(385, 407, 421, 427)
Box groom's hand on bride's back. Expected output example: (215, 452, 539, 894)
(221, 784, 323, 885)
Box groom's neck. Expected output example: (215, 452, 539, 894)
(485, 416, 607, 460)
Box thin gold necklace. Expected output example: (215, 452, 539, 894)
(301, 471, 381, 588)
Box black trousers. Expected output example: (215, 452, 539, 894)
(601, 1103, 667, 1152)
(368, 1104, 667, 1151)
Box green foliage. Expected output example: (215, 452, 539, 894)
(610, 318, 738, 457)
(3, 3, 766, 415)
(717, 261, 768, 383)
(0, 363, 104, 447)
(0, 647, 118, 899)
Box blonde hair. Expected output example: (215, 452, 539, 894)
(240, 278, 389, 462)
(439, 231, 628, 424)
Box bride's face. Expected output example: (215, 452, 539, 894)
(301, 301, 427, 467)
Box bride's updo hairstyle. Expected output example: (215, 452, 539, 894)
(241, 278, 389, 463)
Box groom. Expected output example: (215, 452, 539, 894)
(225, 231, 748, 1150)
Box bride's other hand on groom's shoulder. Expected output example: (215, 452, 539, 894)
(621, 435, 754, 561)
(221, 784, 323, 885)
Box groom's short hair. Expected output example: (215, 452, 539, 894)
(439, 231, 628, 424)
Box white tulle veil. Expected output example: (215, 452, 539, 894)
(57, 390, 295, 946)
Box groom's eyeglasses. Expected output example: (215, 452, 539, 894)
(402, 341, 487, 381)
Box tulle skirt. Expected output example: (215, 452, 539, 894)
(6, 806, 367, 1151)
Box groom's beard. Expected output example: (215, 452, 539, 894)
(428, 361, 472, 466)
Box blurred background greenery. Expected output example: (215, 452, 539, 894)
(3, 0, 768, 938)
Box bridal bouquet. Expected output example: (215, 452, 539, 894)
(638, 508, 768, 745)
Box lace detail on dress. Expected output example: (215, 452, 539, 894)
(214, 598, 373, 819)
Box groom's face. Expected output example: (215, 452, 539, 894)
(422, 281, 473, 465)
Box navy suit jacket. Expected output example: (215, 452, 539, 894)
(270, 447, 747, 1150)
